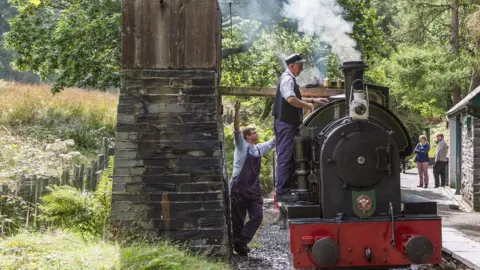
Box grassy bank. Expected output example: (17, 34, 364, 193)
(0, 82, 230, 269)
(0, 82, 118, 156)
(0, 230, 229, 270)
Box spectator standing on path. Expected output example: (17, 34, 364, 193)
(229, 100, 275, 256)
(414, 135, 430, 188)
(433, 133, 449, 188)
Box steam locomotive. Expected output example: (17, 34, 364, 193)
(284, 61, 442, 269)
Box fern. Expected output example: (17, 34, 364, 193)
(39, 156, 113, 239)
(39, 185, 98, 237)
(94, 156, 113, 240)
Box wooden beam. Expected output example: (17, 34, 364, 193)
(218, 87, 344, 97)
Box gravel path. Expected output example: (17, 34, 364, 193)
(230, 224, 293, 270)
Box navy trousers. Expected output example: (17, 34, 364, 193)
(230, 147, 263, 245)
(274, 119, 299, 193)
(231, 193, 263, 244)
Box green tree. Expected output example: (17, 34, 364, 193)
(378, 45, 473, 118)
(4, 0, 121, 93)
(3, 0, 395, 93)
(0, 0, 39, 82)
(386, 0, 479, 105)
(338, 0, 394, 63)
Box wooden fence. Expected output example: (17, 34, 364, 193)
(0, 137, 114, 232)
(59, 138, 115, 192)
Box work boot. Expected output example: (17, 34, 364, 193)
(233, 241, 249, 256)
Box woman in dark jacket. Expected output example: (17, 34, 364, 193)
(414, 135, 430, 188)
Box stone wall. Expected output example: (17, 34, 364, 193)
(111, 69, 231, 256)
(461, 114, 474, 205)
(461, 114, 480, 211)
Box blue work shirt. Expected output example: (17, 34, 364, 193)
(231, 130, 276, 180)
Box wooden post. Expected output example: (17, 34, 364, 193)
(103, 138, 109, 168)
(61, 169, 67, 186)
(42, 178, 49, 194)
(73, 166, 79, 188)
(73, 165, 82, 189)
(0, 184, 6, 219)
(38, 178, 47, 197)
(25, 179, 35, 228)
(65, 169, 70, 186)
(78, 164, 85, 190)
(98, 154, 105, 171)
(86, 167, 93, 191)
(94, 171, 102, 190)
(91, 160, 98, 190)
(217, 86, 343, 97)
(33, 175, 39, 228)
(48, 175, 58, 187)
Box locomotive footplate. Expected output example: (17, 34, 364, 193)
(288, 216, 442, 269)
(287, 204, 323, 219)
(401, 192, 437, 215)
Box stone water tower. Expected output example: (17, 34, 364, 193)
(111, 0, 230, 256)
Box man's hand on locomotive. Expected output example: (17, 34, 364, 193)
(306, 102, 315, 112)
(306, 97, 329, 112)
(312, 97, 329, 105)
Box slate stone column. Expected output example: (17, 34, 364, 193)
(111, 69, 231, 257)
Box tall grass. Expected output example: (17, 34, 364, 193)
(0, 82, 118, 156)
(0, 230, 230, 270)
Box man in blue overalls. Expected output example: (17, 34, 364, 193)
(272, 53, 328, 201)
(230, 100, 275, 256)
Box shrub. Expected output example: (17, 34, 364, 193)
(38, 157, 113, 239)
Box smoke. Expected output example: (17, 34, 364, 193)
(296, 67, 324, 86)
(281, 0, 362, 62)
(219, 0, 283, 25)
(277, 52, 325, 87)
(219, 0, 362, 84)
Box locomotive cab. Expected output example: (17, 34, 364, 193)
(286, 61, 442, 269)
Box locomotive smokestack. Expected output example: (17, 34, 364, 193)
(340, 61, 368, 115)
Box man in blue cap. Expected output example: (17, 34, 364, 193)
(272, 53, 329, 201)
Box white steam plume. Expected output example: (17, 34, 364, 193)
(277, 52, 324, 87)
(282, 0, 361, 62)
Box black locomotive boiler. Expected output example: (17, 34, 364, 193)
(284, 61, 442, 269)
